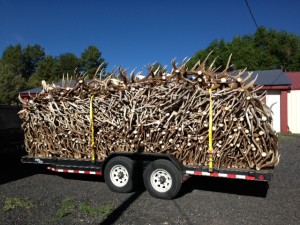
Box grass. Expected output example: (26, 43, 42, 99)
(278, 133, 300, 140)
(55, 197, 76, 218)
(1, 197, 33, 212)
(78, 201, 114, 218)
(55, 197, 114, 219)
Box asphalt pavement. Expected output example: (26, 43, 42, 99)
(0, 136, 299, 225)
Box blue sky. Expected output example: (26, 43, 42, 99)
(1, 0, 300, 72)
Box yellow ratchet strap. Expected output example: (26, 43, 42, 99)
(89, 95, 95, 162)
(208, 88, 213, 172)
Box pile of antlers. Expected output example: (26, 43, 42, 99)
(19, 54, 280, 170)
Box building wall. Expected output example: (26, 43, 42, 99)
(266, 90, 281, 132)
(288, 90, 300, 134)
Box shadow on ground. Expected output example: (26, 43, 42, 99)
(179, 175, 269, 198)
(0, 152, 50, 185)
(1, 152, 269, 198)
(99, 190, 145, 225)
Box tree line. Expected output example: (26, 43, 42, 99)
(187, 26, 300, 71)
(0, 45, 107, 104)
(1, 26, 300, 104)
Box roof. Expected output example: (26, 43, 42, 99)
(20, 80, 77, 95)
(20, 70, 293, 95)
(240, 69, 292, 86)
(20, 86, 43, 95)
(285, 72, 300, 90)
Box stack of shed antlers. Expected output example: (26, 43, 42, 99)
(19, 54, 280, 170)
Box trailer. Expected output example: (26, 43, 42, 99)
(19, 58, 278, 199)
(21, 153, 272, 199)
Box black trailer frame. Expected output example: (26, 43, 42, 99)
(21, 155, 272, 182)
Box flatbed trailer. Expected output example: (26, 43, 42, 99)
(22, 153, 272, 199)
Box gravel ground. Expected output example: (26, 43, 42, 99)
(0, 135, 299, 225)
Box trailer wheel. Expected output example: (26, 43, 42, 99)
(104, 156, 135, 193)
(143, 159, 182, 199)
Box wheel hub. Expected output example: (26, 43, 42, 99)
(159, 176, 166, 184)
(150, 169, 172, 193)
(110, 165, 129, 187)
(118, 171, 124, 179)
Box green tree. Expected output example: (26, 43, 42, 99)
(28, 56, 57, 88)
(80, 46, 107, 77)
(29, 53, 81, 88)
(1, 44, 23, 76)
(227, 35, 260, 70)
(1, 44, 45, 79)
(52, 53, 81, 80)
(254, 27, 300, 70)
(22, 44, 45, 79)
(189, 26, 300, 71)
(0, 62, 26, 104)
(188, 39, 230, 71)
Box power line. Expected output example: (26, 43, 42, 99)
(244, 0, 259, 29)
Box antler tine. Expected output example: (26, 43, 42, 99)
(73, 68, 78, 78)
(18, 94, 27, 105)
(242, 74, 258, 90)
(200, 51, 213, 68)
(241, 71, 253, 84)
(216, 54, 232, 78)
(130, 68, 136, 83)
(251, 85, 264, 93)
(118, 67, 129, 84)
(171, 58, 178, 72)
(171, 58, 176, 64)
(118, 66, 127, 78)
(136, 70, 143, 77)
(181, 57, 188, 64)
(154, 66, 160, 76)
(207, 57, 218, 72)
(94, 62, 105, 80)
(179, 57, 191, 71)
(181, 57, 191, 65)
(82, 71, 89, 81)
(28, 91, 33, 99)
(66, 73, 70, 87)
(146, 64, 155, 78)
(237, 68, 247, 78)
(104, 73, 113, 82)
(225, 54, 232, 71)
(211, 65, 222, 74)
(62, 73, 65, 88)
(117, 65, 122, 75)
(191, 60, 201, 71)
(109, 66, 118, 77)
(66, 73, 69, 85)
(129, 68, 136, 77)
(99, 68, 105, 81)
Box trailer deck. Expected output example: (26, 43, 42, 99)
(22, 156, 272, 182)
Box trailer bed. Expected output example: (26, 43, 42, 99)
(22, 156, 272, 181)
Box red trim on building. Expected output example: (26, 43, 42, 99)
(259, 84, 290, 134)
(260, 85, 290, 90)
(280, 90, 288, 134)
(285, 72, 300, 90)
(20, 93, 38, 102)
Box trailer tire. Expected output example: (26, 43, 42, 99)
(104, 156, 136, 193)
(143, 159, 182, 199)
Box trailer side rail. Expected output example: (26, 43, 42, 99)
(22, 156, 103, 175)
(184, 167, 272, 182)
